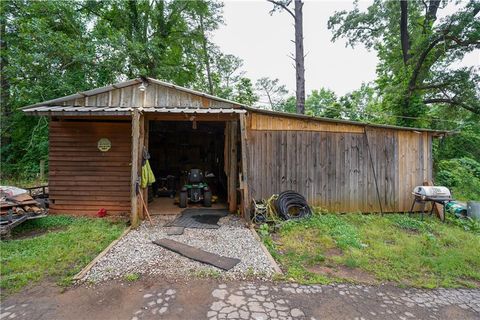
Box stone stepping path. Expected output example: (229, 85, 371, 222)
(204, 282, 480, 320)
(1, 281, 479, 319)
(207, 283, 322, 320)
(131, 288, 176, 320)
(0, 303, 29, 319)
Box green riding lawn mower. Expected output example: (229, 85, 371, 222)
(179, 169, 212, 208)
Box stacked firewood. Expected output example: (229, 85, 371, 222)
(0, 193, 46, 215)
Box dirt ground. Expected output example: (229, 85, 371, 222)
(1, 276, 479, 320)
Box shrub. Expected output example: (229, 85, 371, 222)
(436, 157, 480, 201)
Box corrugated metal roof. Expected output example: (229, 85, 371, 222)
(142, 107, 245, 114)
(22, 105, 245, 116)
(20, 77, 447, 134)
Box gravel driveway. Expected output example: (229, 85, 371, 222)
(84, 216, 275, 282)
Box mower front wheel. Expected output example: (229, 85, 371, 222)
(179, 191, 188, 208)
(204, 190, 212, 207)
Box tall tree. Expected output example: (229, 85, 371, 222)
(305, 88, 338, 117)
(1, 0, 99, 178)
(267, 0, 306, 114)
(0, 0, 239, 179)
(199, 50, 244, 99)
(328, 0, 480, 126)
(199, 14, 214, 95)
(339, 83, 383, 122)
(188, 0, 225, 95)
(234, 78, 258, 106)
(85, 0, 217, 86)
(255, 77, 288, 110)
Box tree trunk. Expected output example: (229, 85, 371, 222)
(200, 16, 214, 95)
(0, 14, 11, 146)
(400, 0, 410, 64)
(294, 0, 305, 114)
(265, 90, 274, 110)
(426, 0, 441, 22)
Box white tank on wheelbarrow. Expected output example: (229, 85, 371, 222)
(413, 186, 452, 201)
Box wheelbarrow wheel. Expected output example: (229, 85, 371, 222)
(179, 191, 187, 208)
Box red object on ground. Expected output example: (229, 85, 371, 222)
(97, 208, 107, 217)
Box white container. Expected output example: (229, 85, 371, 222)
(413, 186, 451, 199)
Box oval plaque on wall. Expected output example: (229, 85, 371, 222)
(97, 138, 111, 152)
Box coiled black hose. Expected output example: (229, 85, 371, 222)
(275, 190, 312, 220)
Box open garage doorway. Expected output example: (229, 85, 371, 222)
(147, 120, 234, 217)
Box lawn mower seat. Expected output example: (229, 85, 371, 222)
(188, 169, 204, 184)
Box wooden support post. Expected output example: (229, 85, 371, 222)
(137, 113, 145, 220)
(39, 160, 45, 181)
(239, 114, 250, 221)
(131, 109, 141, 228)
(228, 121, 238, 213)
(143, 118, 149, 207)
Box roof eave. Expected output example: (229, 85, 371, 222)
(23, 110, 132, 116)
(22, 106, 247, 116)
(245, 106, 450, 135)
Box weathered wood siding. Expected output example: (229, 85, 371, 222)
(59, 82, 237, 109)
(49, 120, 131, 216)
(250, 113, 364, 133)
(245, 113, 433, 213)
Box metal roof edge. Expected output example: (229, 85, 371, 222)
(23, 110, 132, 116)
(22, 105, 246, 116)
(244, 106, 450, 134)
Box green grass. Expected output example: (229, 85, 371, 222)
(0, 215, 125, 295)
(262, 212, 480, 288)
(124, 273, 140, 282)
(193, 268, 222, 279)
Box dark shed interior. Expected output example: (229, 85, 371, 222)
(147, 121, 228, 210)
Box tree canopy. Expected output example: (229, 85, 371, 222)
(328, 0, 480, 127)
(0, 0, 255, 179)
(1, 0, 478, 200)
(255, 77, 289, 110)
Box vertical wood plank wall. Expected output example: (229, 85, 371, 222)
(49, 120, 132, 216)
(245, 113, 433, 212)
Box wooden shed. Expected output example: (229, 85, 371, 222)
(23, 77, 446, 224)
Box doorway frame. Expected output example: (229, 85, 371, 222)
(131, 111, 241, 224)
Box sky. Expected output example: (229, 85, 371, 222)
(212, 0, 480, 100)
